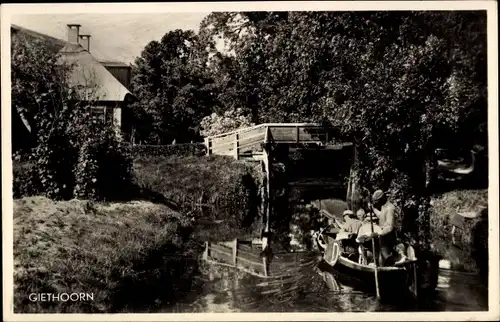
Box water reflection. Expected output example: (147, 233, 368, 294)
(165, 252, 487, 313)
(164, 196, 488, 313)
(170, 254, 383, 312)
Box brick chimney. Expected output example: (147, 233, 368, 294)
(67, 24, 81, 43)
(79, 35, 91, 52)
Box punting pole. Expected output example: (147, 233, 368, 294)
(370, 209, 381, 299)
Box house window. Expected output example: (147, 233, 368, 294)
(91, 107, 113, 125)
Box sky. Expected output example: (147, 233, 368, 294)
(11, 13, 210, 64)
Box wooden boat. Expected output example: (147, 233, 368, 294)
(316, 232, 419, 301)
(435, 148, 478, 183)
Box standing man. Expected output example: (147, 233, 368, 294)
(369, 190, 398, 266)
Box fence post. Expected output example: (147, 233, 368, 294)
(232, 238, 238, 265)
(296, 126, 300, 144)
(204, 137, 212, 156)
(202, 241, 209, 261)
(234, 133, 239, 160)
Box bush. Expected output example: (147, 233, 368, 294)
(30, 127, 79, 200)
(13, 197, 202, 313)
(200, 108, 254, 137)
(73, 127, 134, 201)
(130, 143, 206, 158)
(133, 154, 264, 239)
(13, 161, 40, 198)
(429, 189, 488, 272)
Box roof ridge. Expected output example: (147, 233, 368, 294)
(11, 24, 67, 46)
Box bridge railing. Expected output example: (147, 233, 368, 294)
(204, 123, 342, 159)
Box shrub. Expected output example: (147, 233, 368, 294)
(13, 197, 202, 313)
(200, 108, 255, 137)
(13, 161, 40, 198)
(429, 189, 488, 272)
(130, 143, 206, 158)
(73, 127, 133, 201)
(29, 126, 79, 200)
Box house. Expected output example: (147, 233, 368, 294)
(11, 24, 136, 145)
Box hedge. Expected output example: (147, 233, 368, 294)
(130, 143, 207, 158)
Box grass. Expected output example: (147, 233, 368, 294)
(13, 196, 203, 313)
(429, 189, 488, 273)
(12, 153, 266, 312)
(133, 154, 264, 241)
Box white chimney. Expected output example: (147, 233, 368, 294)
(67, 24, 81, 43)
(79, 35, 91, 52)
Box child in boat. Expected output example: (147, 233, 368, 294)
(340, 210, 363, 235)
(355, 208, 369, 264)
(356, 209, 382, 265)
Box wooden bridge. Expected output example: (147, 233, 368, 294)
(203, 123, 358, 250)
(204, 123, 352, 161)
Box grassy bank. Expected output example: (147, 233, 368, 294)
(13, 152, 266, 313)
(133, 155, 264, 241)
(429, 189, 488, 273)
(14, 197, 203, 313)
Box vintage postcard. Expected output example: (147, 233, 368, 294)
(1, 1, 498, 321)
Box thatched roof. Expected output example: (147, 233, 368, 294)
(11, 24, 66, 54)
(58, 43, 133, 102)
(12, 24, 133, 102)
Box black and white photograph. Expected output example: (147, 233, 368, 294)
(1, 1, 498, 320)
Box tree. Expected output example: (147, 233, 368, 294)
(130, 30, 216, 144)
(200, 11, 487, 244)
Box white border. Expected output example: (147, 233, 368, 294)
(1, 2, 498, 321)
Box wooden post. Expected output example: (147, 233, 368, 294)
(234, 133, 239, 160)
(369, 210, 381, 299)
(261, 128, 271, 250)
(202, 241, 209, 261)
(296, 126, 300, 144)
(204, 137, 212, 156)
(232, 238, 238, 265)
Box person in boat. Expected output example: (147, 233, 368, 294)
(314, 209, 357, 253)
(339, 210, 363, 235)
(369, 190, 407, 266)
(355, 207, 371, 264)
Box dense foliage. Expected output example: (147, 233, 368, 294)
(200, 108, 255, 137)
(195, 11, 487, 244)
(12, 33, 133, 201)
(130, 30, 216, 144)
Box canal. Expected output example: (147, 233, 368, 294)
(159, 197, 488, 313)
(161, 254, 487, 312)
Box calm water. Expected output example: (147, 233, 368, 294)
(161, 197, 488, 313)
(162, 253, 487, 313)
